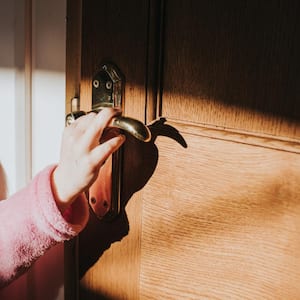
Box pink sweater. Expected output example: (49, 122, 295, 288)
(0, 165, 89, 288)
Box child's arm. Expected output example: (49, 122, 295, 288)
(0, 108, 125, 288)
(0, 165, 88, 287)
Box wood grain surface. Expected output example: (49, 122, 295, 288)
(65, 0, 82, 114)
(162, 0, 300, 140)
(141, 130, 300, 299)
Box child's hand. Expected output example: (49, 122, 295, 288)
(51, 108, 125, 213)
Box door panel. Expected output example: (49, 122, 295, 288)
(141, 130, 300, 299)
(162, 0, 300, 139)
(65, 1, 300, 299)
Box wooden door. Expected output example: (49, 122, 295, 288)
(65, 1, 300, 299)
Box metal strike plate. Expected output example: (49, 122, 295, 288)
(89, 63, 124, 220)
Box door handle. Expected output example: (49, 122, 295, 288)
(66, 112, 151, 142)
(66, 62, 151, 220)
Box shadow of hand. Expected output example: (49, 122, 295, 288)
(79, 117, 187, 278)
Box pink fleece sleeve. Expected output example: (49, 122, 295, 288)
(0, 165, 89, 288)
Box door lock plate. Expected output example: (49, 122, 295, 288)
(66, 63, 150, 220)
(92, 63, 123, 110)
(89, 62, 124, 220)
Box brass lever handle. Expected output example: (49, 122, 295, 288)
(66, 111, 151, 142)
(110, 116, 151, 142)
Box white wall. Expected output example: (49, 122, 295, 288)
(0, 0, 19, 195)
(0, 0, 66, 299)
(31, 0, 66, 176)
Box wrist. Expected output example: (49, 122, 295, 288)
(51, 166, 73, 214)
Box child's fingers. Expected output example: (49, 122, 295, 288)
(75, 112, 96, 127)
(64, 113, 96, 143)
(89, 134, 125, 167)
(81, 108, 121, 148)
(100, 128, 122, 143)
